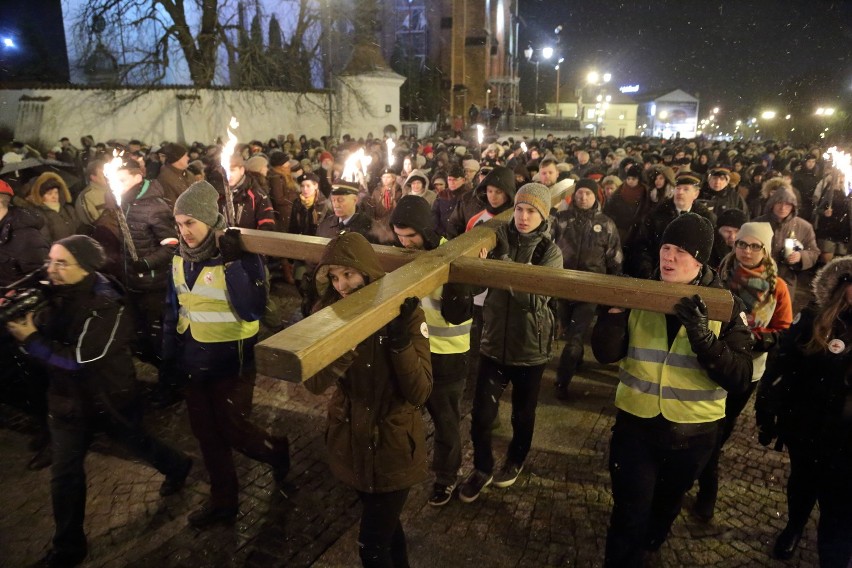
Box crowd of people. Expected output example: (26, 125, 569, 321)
(0, 129, 850, 567)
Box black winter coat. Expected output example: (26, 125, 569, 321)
(756, 304, 852, 447)
(121, 179, 177, 292)
(0, 206, 49, 286)
(21, 273, 140, 421)
(553, 204, 622, 275)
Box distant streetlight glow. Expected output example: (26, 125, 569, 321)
(541, 46, 554, 59)
(712, 107, 719, 114)
(761, 110, 776, 119)
(603, 73, 612, 82)
(587, 71, 599, 84)
(659, 111, 669, 120)
(785, 114, 791, 120)
(2, 38, 14, 48)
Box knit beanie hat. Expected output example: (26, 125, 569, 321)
(161, 142, 188, 164)
(320, 151, 334, 163)
(245, 155, 268, 174)
(389, 195, 440, 249)
(660, 212, 714, 264)
(463, 159, 480, 173)
(715, 208, 748, 230)
(514, 183, 551, 219)
(574, 178, 599, 194)
(0, 179, 13, 197)
(736, 222, 774, 249)
(56, 235, 106, 273)
(268, 150, 288, 167)
(174, 181, 226, 229)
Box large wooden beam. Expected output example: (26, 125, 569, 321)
(449, 257, 734, 321)
(254, 226, 495, 382)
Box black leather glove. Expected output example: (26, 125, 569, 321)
(218, 228, 243, 263)
(131, 258, 150, 273)
(674, 294, 714, 353)
(752, 330, 777, 352)
(386, 297, 420, 350)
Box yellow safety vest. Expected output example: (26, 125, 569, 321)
(172, 257, 258, 343)
(616, 309, 725, 423)
(421, 238, 472, 354)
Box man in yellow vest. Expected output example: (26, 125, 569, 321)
(163, 180, 290, 529)
(390, 195, 473, 506)
(591, 212, 753, 567)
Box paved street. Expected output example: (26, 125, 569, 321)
(0, 285, 819, 567)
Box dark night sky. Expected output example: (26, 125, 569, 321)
(519, 0, 852, 122)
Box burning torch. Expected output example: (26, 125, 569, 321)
(102, 151, 139, 262)
(220, 116, 240, 226)
(386, 138, 395, 168)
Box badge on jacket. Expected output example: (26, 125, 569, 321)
(420, 322, 429, 339)
(828, 338, 845, 354)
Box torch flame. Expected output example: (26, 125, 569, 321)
(476, 124, 485, 146)
(386, 139, 395, 167)
(220, 116, 240, 184)
(103, 149, 126, 206)
(341, 148, 372, 183)
(520, 141, 528, 153)
(823, 146, 851, 197)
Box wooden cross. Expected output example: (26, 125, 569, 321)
(237, 206, 734, 383)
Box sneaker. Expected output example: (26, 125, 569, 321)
(458, 470, 492, 503)
(492, 461, 524, 488)
(427, 482, 456, 507)
(160, 457, 192, 496)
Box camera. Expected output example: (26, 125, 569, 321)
(0, 270, 49, 326)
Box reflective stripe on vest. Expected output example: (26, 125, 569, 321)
(173, 257, 258, 343)
(615, 309, 725, 423)
(420, 238, 471, 354)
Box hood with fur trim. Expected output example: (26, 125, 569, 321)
(812, 256, 852, 307)
(760, 177, 793, 200)
(27, 172, 72, 207)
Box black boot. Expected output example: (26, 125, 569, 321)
(773, 525, 803, 560)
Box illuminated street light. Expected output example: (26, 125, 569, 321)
(587, 71, 599, 84)
(2, 38, 14, 48)
(603, 73, 612, 83)
(659, 111, 669, 120)
(761, 110, 776, 120)
(785, 114, 791, 120)
(735, 120, 742, 126)
(712, 107, 719, 114)
(524, 45, 553, 139)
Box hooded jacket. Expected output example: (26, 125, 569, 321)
(480, 220, 563, 366)
(305, 233, 433, 493)
(400, 169, 437, 207)
(448, 166, 516, 237)
(754, 186, 819, 294)
(27, 172, 81, 242)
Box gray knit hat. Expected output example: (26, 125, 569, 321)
(514, 182, 551, 219)
(736, 222, 774, 250)
(174, 181, 226, 229)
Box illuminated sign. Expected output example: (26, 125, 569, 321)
(619, 85, 639, 93)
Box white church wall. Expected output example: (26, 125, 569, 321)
(1, 82, 403, 145)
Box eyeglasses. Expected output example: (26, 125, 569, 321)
(44, 259, 79, 270)
(735, 241, 764, 252)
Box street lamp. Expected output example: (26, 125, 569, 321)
(524, 45, 552, 140)
(761, 110, 776, 120)
(554, 57, 564, 118)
